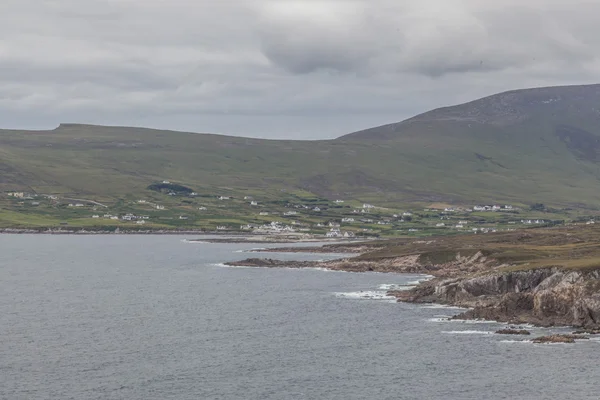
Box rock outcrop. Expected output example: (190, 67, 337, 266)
(495, 329, 531, 335)
(395, 268, 600, 328)
(532, 334, 589, 344)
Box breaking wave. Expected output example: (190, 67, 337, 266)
(334, 291, 396, 301)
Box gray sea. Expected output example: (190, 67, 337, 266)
(1, 235, 599, 400)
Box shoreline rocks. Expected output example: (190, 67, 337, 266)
(495, 328, 531, 335)
(395, 268, 600, 329)
(532, 334, 589, 344)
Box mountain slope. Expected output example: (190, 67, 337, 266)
(2, 83, 600, 208)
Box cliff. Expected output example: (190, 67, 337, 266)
(394, 268, 600, 328)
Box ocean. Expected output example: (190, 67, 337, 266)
(1, 235, 598, 400)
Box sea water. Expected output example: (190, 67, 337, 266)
(1, 235, 598, 400)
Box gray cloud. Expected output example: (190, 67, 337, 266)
(1, 0, 600, 138)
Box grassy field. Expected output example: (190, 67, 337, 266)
(354, 224, 600, 272)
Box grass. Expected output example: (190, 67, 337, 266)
(4, 84, 600, 228)
(3, 107, 600, 211)
(354, 224, 600, 273)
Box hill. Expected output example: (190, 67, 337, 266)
(2, 83, 600, 210)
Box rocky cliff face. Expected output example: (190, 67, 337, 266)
(395, 268, 600, 328)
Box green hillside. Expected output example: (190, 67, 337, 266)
(2, 83, 600, 211)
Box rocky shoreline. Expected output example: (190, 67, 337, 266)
(395, 268, 600, 329)
(228, 250, 600, 330)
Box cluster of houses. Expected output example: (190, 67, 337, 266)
(325, 228, 356, 238)
(473, 205, 514, 212)
(7, 192, 32, 199)
(253, 221, 297, 234)
(91, 213, 150, 224)
(521, 219, 545, 225)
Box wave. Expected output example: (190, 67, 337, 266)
(442, 330, 494, 335)
(334, 291, 395, 301)
(213, 263, 255, 269)
(378, 283, 416, 291)
(428, 317, 509, 324)
(499, 340, 533, 344)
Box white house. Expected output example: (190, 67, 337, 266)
(136, 220, 146, 225)
(326, 228, 342, 238)
(436, 223, 445, 227)
(335, 200, 345, 203)
(259, 212, 269, 216)
(313, 207, 321, 212)
(162, 180, 171, 184)
(363, 203, 375, 209)
(156, 205, 165, 210)
(344, 231, 356, 238)
(342, 218, 355, 223)
(250, 201, 258, 206)
(92, 215, 100, 219)
(198, 207, 207, 211)
(244, 196, 253, 200)
(402, 212, 413, 216)
(179, 216, 188, 220)
(284, 211, 297, 216)
(218, 196, 230, 200)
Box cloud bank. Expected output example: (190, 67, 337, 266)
(1, 0, 599, 138)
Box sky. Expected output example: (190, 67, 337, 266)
(2, 0, 600, 139)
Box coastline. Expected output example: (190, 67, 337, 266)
(0, 228, 360, 243)
(227, 241, 600, 330)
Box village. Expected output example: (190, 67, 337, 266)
(1, 184, 594, 237)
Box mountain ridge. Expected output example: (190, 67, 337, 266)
(2, 83, 600, 209)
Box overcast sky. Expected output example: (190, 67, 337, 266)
(2, 0, 600, 139)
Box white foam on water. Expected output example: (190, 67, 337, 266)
(334, 291, 395, 301)
(427, 317, 508, 325)
(442, 330, 494, 335)
(378, 283, 415, 291)
(214, 263, 255, 269)
(499, 340, 533, 344)
(427, 317, 453, 322)
(406, 279, 431, 285)
(303, 267, 335, 272)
